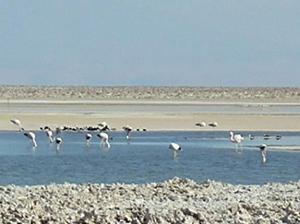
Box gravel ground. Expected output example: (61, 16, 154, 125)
(1, 86, 300, 102)
(0, 178, 299, 224)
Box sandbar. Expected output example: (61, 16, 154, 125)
(0, 86, 300, 131)
(1, 100, 300, 132)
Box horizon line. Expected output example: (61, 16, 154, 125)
(0, 85, 299, 89)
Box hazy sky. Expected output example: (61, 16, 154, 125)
(1, 1, 300, 86)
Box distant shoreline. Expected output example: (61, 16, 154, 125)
(1, 105, 300, 132)
(1, 86, 300, 102)
(2, 99, 300, 105)
(1, 86, 300, 132)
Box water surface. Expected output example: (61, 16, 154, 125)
(0, 131, 299, 185)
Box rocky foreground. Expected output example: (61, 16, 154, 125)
(0, 178, 300, 224)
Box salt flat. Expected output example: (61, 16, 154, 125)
(1, 86, 300, 131)
(0, 178, 299, 223)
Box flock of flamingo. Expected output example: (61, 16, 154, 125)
(10, 118, 271, 163)
(229, 131, 269, 163)
(10, 119, 129, 150)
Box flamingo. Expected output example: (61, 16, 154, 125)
(55, 137, 63, 150)
(230, 131, 244, 144)
(169, 143, 182, 159)
(208, 122, 218, 127)
(169, 143, 182, 151)
(123, 125, 133, 140)
(195, 122, 206, 127)
(86, 133, 92, 145)
(230, 131, 244, 151)
(98, 122, 110, 132)
(97, 132, 110, 148)
(45, 129, 54, 143)
(248, 134, 255, 140)
(10, 119, 23, 131)
(24, 131, 37, 148)
(259, 144, 267, 163)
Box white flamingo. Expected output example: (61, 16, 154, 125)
(97, 132, 110, 148)
(10, 119, 23, 131)
(55, 137, 63, 150)
(169, 143, 182, 151)
(259, 144, 267, 163)
(208, 122, 218, 127)
(169, 143, 182, 158)
(123, 125, 133, 140)
(86, 133, 92, 145)
(45, 129, 54, 143)
(195, 122, 206, 127)
(24, 131, 37, 148)
(98, 122, 110, 131)
(230, 131, 244, 150)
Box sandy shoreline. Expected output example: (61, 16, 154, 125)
(2, 112, 300, 132)
(1, 100, 300, 131)
(1, 86, 300, 131)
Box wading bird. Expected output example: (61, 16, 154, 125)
(97, 132, 110, 148)
(24, 131, 37, 148)
(169, 143, 182, 151)
(123, 125, 133, 140)
(86, 133, 92, 145)
(259, 144, 267, 163)
(248, 134, 255, 140)
(55, 137, 63, 150)
(98, 122, 110, 132)
(45, 129, 54, 143)
(169, 143, 182, 159)
(230, 131, 244, 151)
(10, 119, 23, 131)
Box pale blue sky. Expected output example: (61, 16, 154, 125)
(0, 1, 300, 86)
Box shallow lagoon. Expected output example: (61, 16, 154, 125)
(0, 131, 299, 185)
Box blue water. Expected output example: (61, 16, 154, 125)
(0, 131, 299, 186)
